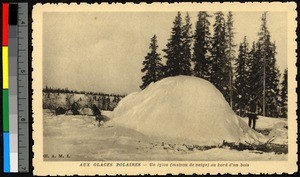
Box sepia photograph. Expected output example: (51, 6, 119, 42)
(32, 2, 297, 175)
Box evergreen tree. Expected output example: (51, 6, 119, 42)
(181, 13, 193, 76)
(192, 11, 212, 80)
(163, 12, 183, 77)
(247, 42, 264, 114)
(279, 68, 288, 118)
(163, 12, 190, 77)
(257, 12, 281, 117)
(233, 37, 249, 116)
(210, 11, 230, 102)
(266, 42, 281, 117)
(225, 11, 236, 107)
(140, 35, 163, 90)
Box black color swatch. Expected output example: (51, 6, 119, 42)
(9, 4, 18, 25)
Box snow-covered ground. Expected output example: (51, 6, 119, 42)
(43, 76, 287, 161)
(241, 116, 288, 145)
(43, 110, 287, 161)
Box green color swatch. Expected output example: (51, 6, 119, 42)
(3, 89, 9, 132)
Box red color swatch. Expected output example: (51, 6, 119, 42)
(2, 3, 9, 46)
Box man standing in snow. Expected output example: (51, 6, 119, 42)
(70, 102, 80, 115)
(92, 104, 103, 127)
(247, 98, 258, 130)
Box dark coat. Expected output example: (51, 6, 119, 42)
(92, 104, 101, 116)
(247, 113, 258, 120)
(70, 102, 80, 115)
(249, 99, 257, 113)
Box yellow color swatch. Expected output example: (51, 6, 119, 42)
(2, 46, 9, 89)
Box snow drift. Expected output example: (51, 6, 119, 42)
(111, 76, 266, 145)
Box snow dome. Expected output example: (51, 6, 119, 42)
(111, 76, 265, 145)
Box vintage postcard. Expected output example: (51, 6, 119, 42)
(32, 2, 297, 175)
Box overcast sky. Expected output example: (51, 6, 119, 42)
(43, 11, 287, 94)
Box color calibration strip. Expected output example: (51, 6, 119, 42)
(2, 3, 28, 173)
(3, 3, 10, 173)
